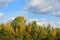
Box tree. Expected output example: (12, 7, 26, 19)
(46, 24, 55, 40)
(31, 21, 37, 40)
(56, 28, 60, 40)
(11, 16, 26, 32)
(11, 16, 26, 40)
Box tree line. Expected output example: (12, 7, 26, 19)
(0, 16, 60, 40)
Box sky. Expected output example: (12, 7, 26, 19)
(0, 0, 60, 27)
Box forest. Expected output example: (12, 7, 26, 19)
(0, 16, 60, 40)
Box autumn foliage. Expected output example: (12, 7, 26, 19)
(0, 16, 60, 40)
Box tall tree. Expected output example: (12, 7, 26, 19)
(11, 16, 26, 40)
(11, 16, 26, 32)
(31, 21, 37, 40)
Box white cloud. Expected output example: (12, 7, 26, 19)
(8, 17, 15, 20)
(3, 17, 16, 23)
(30, 0, 41, 7)
(0, 0, 13, 7)
(0, 12, 4, 18)
(25, 0, 60, 16)
(30, 18, 38, 22)
(29, 18, 60, 28)
(52, 11, 60, 17)
(37, 21, 60, 28)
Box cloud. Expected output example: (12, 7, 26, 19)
(37, 21, 60, 28)
(0, 12, 4, 18)
(29, 18, 60, 28)
(3, 17, 16, 23)
(52, 11, 60, 17)
(30, 18, 38, 22)
(0, 0, 13, 7)
(25, 0, 60, 16)
(8, 17, 15, 20)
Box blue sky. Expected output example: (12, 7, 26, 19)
(0, 0, 60, 27)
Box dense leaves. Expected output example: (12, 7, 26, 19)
(0, 16, 60, 40)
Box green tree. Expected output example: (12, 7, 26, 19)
(46, 24, 55, 40)
(11, 16, 26, 32)
(11, 16, 26, 40)
(31, 21, 37, 40)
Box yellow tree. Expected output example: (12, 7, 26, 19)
(27, 22, 33, 35)
(56, 28, 60, 40)
(11, 16, 26, 40)
(5, 23, 14, 35)
(11, 16, 26, 32)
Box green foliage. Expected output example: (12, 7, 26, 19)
(0, 16, 60, 40)
(11, 16, 26, 32)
